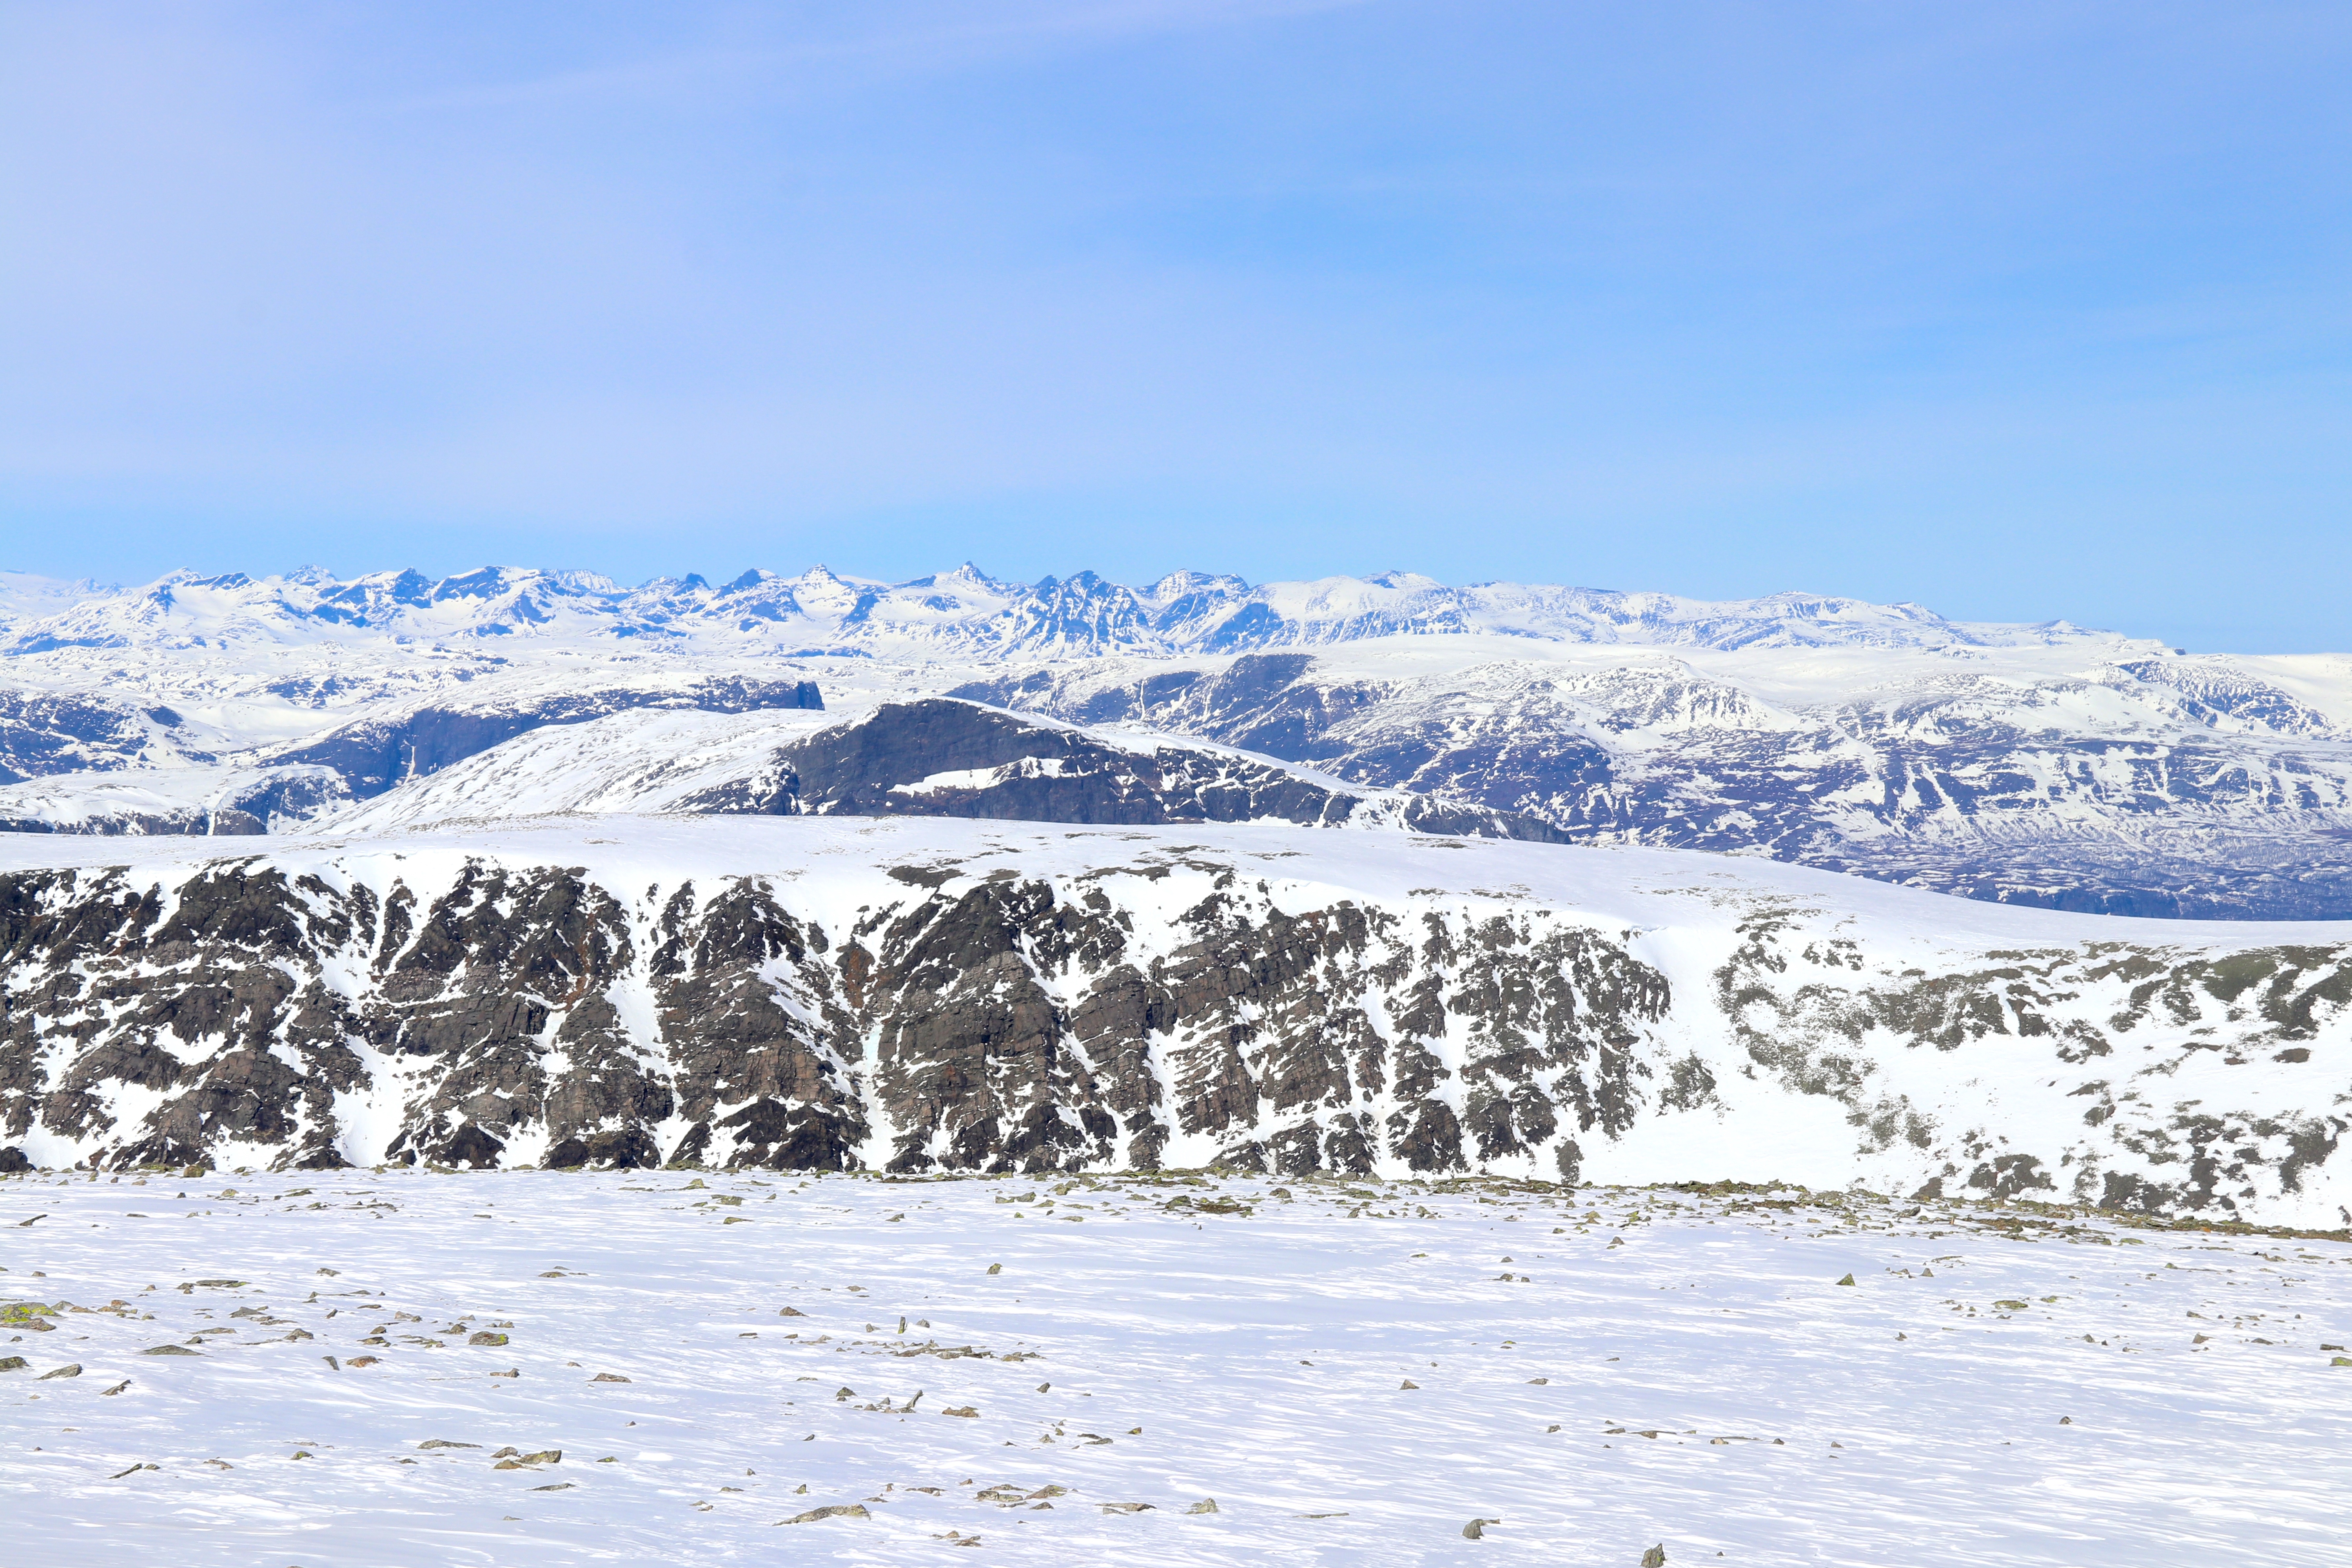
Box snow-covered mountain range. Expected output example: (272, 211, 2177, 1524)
(0, 563, 2118, 659)
(4, 563, 2350, 918)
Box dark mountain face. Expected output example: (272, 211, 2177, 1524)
(680, 697, 1570, 843)
(953, 658, 2352, 920)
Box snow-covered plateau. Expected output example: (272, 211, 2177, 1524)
(2, 1169, 2347, 1566)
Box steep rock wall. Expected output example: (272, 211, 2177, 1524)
(0, 853, 1665, 1186)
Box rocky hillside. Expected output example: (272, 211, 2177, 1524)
(2, 819, 2343, 1227)
(956, 648, 2352, 920)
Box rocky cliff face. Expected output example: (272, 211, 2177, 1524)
(0, 846, 1662, 1185)
(1, 822, 2344, 1225)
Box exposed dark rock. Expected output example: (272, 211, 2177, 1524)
(0, 846, 2339, 1219)
(0, 850, 1667, 1185)
(0, 693, 158, 782)
(679, 697, 1568, 843)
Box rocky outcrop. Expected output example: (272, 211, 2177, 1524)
(1711, 907, 2352, 1218)
(0, 844, 1663, 1183)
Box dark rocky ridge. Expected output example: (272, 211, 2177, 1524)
(686, 697, 1569, 842)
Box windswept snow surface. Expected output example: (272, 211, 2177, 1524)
(2, 1171, 2347, 1567)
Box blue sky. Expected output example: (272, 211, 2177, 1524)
(2, 2, 2347, 650)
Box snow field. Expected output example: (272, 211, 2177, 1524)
(3, 1172, 2349, 1567)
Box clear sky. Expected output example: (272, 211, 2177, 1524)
(2, 2, 2347, 651)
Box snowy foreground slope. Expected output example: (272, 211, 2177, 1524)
(2, 819, 2346, 1227)
(2, 1170, 2347, 1568)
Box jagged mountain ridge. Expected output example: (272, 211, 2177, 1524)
(0, 817, 2343, 1227)
(0, 562, 2127, 660)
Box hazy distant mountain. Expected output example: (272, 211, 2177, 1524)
(0, 563, 2128, 659)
